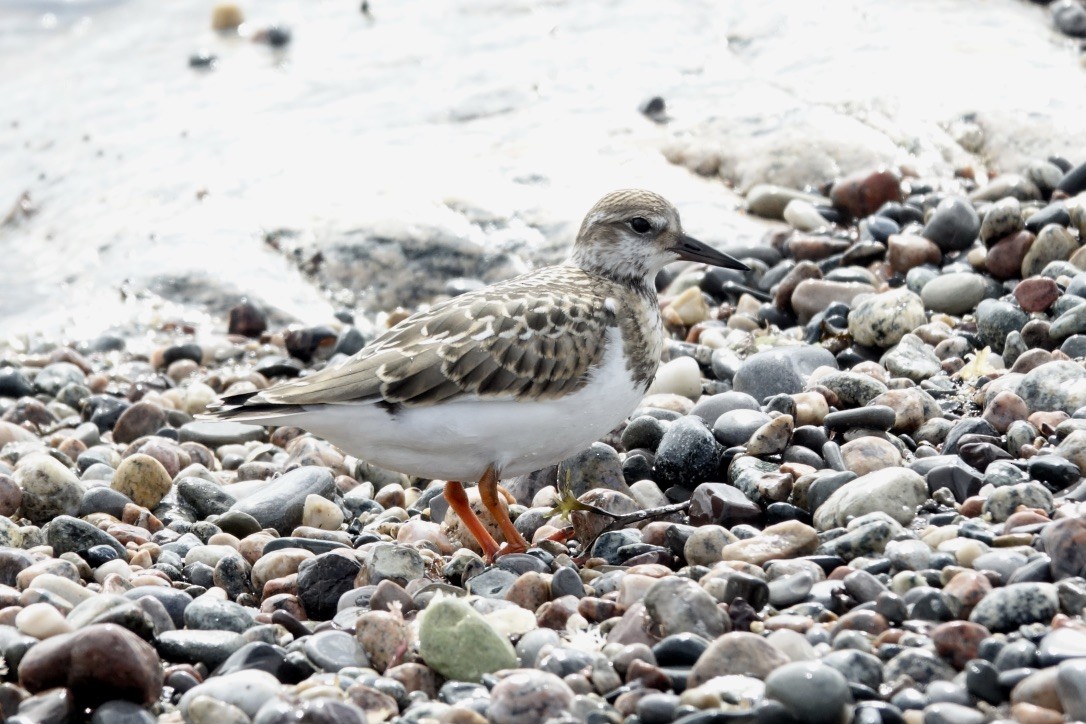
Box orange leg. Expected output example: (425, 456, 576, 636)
(443, 480, 501, 561)
(478, 465, 529, 558)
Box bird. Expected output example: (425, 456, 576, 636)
(200, 189, 749, 560)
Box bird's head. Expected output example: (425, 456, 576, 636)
(569, 189, 749, 285)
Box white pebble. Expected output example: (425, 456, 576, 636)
(302, 494, 344, 530)
(646, 357, 702, 400)
(16, 602, 74, 639)
(483, 606, 538, 638)
(93, 559, 133, 583)
(783, 199, 828, 232)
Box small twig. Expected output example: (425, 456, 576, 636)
(580, 500, 691, 555)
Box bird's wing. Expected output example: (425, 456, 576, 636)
(241, 269, 616, 408)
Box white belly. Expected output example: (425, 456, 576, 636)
(289, 330, 647, 481)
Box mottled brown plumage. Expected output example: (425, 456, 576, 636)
(246, 265, 633, 408)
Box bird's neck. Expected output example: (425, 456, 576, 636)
(567, 250, 656, 298)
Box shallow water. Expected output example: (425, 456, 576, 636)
(0, 0, 1083, 338)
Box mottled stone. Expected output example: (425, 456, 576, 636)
(969, 583, 1059, 632)
(849, 288, 926, 348)
(111, 454, 172, 510)
(14, 454, 83, 525)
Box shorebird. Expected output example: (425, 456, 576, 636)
(201, 190, 749, 559)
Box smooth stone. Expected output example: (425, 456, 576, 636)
(734, 346, 838, 402)
(89, 700, 156, 724)
(823, 406, 895, 432)
(155, 629, 246, 669)
(176, 477, 236, 518)
(111, 454, 172, 510)
(689, 632, 790, 685)
(418, 597, 516, 682)
(976, 299, 1029, 354)
(297, 552, 363, 621)
(1041, 516, 1086, 579)
(791, 280, 877, 324)
(720, 520, 819, 566)
(848, 288, 926, 348)
(647, 357, 702, 400)
(688, 483, 760, 527)
(46, 515, 127, 558)
(821, 649, 884, 691)
(559, 442, 630, 497)
(1022, 224, 1079, 277)
(1017, 361, 1086, 415)
(183, 596, 254, 633)
(1037, 627, 1086, 666)
(813, 468, 926, 531)
(228, 466, 335, 534)
(884, 648, 956, 687)
(765, 661, 850, 724)
(920, 273, 989, 315)
(487, 670, 575, 723)
(178, 421, 267, 447)
(178, 670, 280, 719)
(881, 334, 941, 382)
(713, 409, 772, 447)
(111, 402, 167, 445)
(982, 482, 1054, 522)
(17, 623, 162, 707)
(1057, 658, 1086, 721)
(923, 196, 980, 252)
(304, 629, 370, 671)
(678, 525, 732, 568)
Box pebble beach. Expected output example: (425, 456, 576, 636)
(4, 157, 1086, 723)
(5, 1, 1086, 723)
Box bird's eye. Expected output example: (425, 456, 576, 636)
(629, 217, 652, 234)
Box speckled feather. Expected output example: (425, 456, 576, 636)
(242, 267, 659, 408)
(206, 189, 689, 418)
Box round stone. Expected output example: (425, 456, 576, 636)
(765, 661, 850, 724)
(14, 454, 83, 525)
(111, 454, 172, 510)
(920, 273, 989, 315)
(848, 288, 926, 348)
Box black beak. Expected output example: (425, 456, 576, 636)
(669, 234, 750, 271)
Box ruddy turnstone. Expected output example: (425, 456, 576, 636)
(201, 189, 748, 559)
